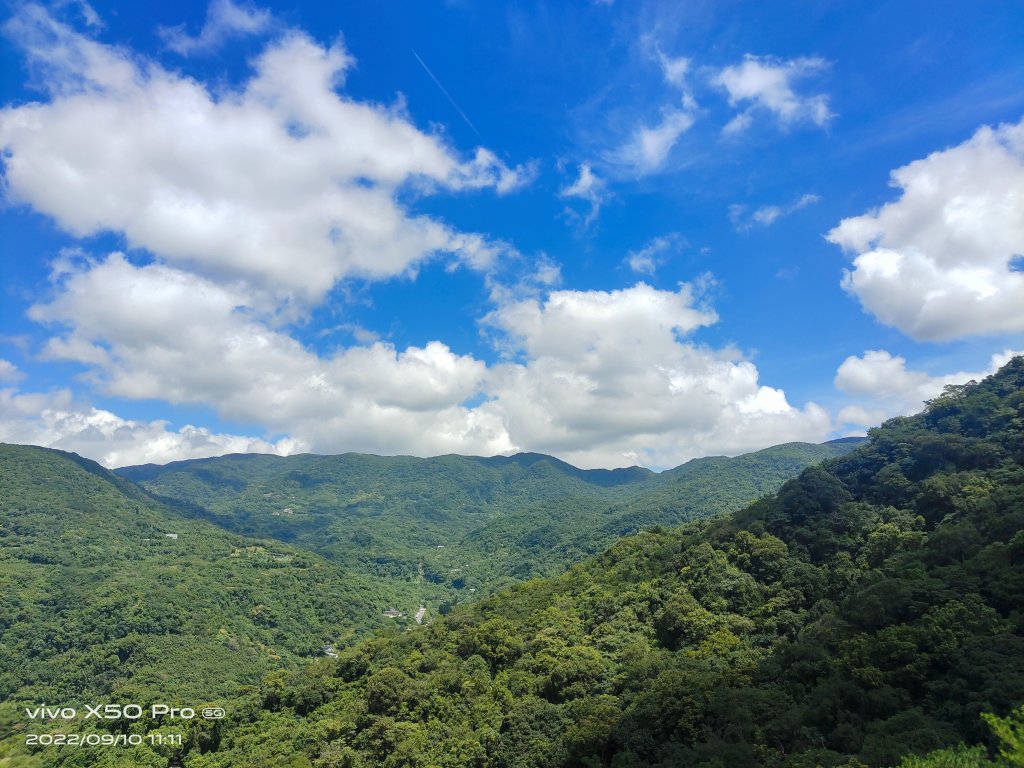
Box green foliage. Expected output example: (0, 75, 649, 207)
(895, 745, 993, 768)
(11, 354, 1024, 767)
(175, 357, 1024, 767)
(0, 434, 854, 767)
(893, 704, 1024, 766)
(983, 705, 1024, 765)
(117, 442, 858, 611)
(0, 445, 418, 767)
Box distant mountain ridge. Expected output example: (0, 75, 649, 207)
(116, 440, 862, 594)
(463, 451, 655, 487)
(118, 449, 659, 488)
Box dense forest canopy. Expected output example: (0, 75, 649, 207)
(0, 439, 855, 766)
(0, 446, 407, 737)
(170, 358, 1024, 767)
(116, 441, 858, 604)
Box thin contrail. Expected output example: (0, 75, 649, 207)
(411, 49, 482, 140)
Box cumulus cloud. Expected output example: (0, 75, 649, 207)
(0, 386, 298, 468)
(0, 7, 834, 470)
(729, 193, 819, 231)
(834, 349, 1023, 429)
(23, 254, 832, 469)
(481, 282, 832, 468)
(28, 254, 511, 459)
(714, 55, 832, 134)
(828, 119, 1024, 341)
(159, 0, 271, 56)
(0, 5, 527, 304)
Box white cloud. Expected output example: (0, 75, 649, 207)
(76, 0, 101, 28)
(0, 386, 298, 468)
(655, 48, 690, 91)
(159, 0, 271, 56)
(606, 44, 697, 176)
(721, 111, 753, 136)
(21, 254, 832, 469)
(610, 109, 695, 175)
(828, 119, 1024, 341)
(481, 282, 832, 468)
(52, 0, 102, 29)
(729, 193, 819, 231)
(560, 163, 609, 227)
(0, 6, 527, 304)
(0, 359, 23, 382)
(714, 55, 832, 133)
(28, 254, 511, 459)
(625, 233, 684, 275)
(334, 324, 380, 344)
(834, 349, 1023, 428)
(531, 258, 562, 287)
(0, 7, 835, 471)
(487, 281, 717, 361)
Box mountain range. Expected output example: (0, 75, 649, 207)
(4, 357, 1023, 767)
(1, 435, 859, 767)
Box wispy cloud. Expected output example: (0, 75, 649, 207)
(653, 44, 692, 93)
(53, 0, 102, 28)
(729, 193, 820, 231)
(606, 42, 697, 176)
(159, 0, 271, 56)
(625, 233, 686, 275)
(609, 110, 696, 175)
(560, 163, 610, 228)
(714, 55, 833, 134)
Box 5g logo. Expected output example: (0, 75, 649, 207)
(202, 707, 226, 720)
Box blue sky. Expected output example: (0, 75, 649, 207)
(1, 0, 1023, 469)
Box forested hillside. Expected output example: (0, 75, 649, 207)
(118, 441, 859, 601)
(0, 445, 416, 766)
(0, 435, 857, 767)
(167, 358, 1024, 767)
